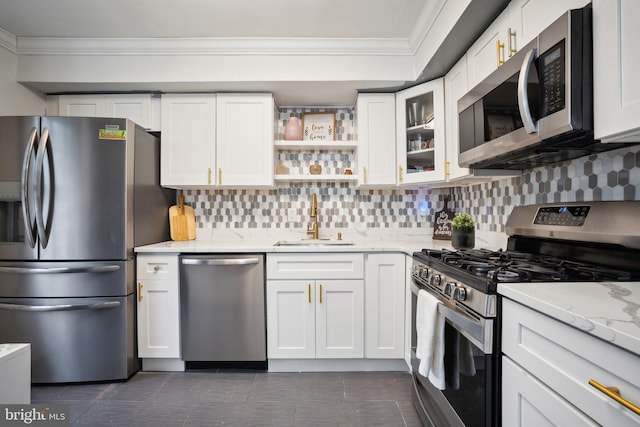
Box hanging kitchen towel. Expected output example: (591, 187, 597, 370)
(415, 290, 446, 390)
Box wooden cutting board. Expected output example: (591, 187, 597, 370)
(169, 194, 196, 241)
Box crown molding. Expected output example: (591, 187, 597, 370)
(0, 27, 17, 53)
(15, 36, 413, 56)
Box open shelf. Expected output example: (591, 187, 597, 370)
(274, 140, 358, 151)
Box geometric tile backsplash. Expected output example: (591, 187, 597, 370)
(184, 134, 640, 236)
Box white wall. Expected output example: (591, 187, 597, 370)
(0, 46, 46, 115)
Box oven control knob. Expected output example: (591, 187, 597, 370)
(430, 274, 441, 287)
(444, 282, 453, 297)
(452, 285, 467, 301)
(420, 268, 429, 280)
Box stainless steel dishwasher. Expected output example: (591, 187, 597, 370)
(179, 254, 266, 365)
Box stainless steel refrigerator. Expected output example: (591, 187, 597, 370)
(0, 116, 174, 383)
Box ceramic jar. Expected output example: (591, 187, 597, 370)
(284, 117, 302, 140)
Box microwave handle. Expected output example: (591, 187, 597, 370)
(518, 48, 538, 134)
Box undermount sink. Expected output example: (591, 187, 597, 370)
(273, 240, 355, 247)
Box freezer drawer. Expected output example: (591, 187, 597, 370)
(180, 254, 266, 362)
(0, 295, 136, 383)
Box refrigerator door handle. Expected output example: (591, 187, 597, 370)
(0, 265, 121, 274)
(34, 127, 50, 249)
(0, 301, 121, 312)
(21, 127, 38, 248)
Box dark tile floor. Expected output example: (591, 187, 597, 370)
(31, 370, 424, 426)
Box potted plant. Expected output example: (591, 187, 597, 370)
(451, 212, 475, 250)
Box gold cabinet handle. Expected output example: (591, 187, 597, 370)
(589, 379, 640, 415)
(363, 167, 367, 184)
(207, 168, 212, 185)
(496, 40, 505, 67)
(398, 165, 403, 183)
(445, 161, 450, 177)
(507, 27, 517, 57)
(137, 283, 143, 302)
(218, 168, 222, 185)
(319, 284, 323, 304)
(308, 283, 311, 304)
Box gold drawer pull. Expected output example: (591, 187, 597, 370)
(319, 284, 323, 304)
(137, 283, 143, 302)
(308, 283, 311, 304)
(496, 40, 505, 67)
(589, 379, 640, 415)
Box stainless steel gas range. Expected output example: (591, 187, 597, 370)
(410, 201, 640, 427)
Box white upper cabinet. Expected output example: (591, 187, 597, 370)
(59, 94, 158, 130)
(59, 95, 106, 117)
(593, 0, 640, 143)
(467, 7, 511, 89)
(356, 93, 396, 187)
(444, 55, 472, 181)
(161, 94, 217, 187)
(509, 0, 591, 49)
(467, 0, 591, 89)
(396, 79, 446, 184)
(216, 93, 274, 187)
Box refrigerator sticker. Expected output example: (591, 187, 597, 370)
(99, 129, 127, 140)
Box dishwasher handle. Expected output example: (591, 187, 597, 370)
(181, 258, 260, 266)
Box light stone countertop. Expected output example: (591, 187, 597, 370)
(0, 343, 30, 360)
(499, 281, 640, 357)
(134, 229, 509, 254)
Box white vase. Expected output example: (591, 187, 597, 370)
(284, 117, 302, 140)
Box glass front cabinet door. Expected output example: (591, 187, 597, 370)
(395, 79, 446, 184)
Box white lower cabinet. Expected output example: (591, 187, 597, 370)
(136, 254, 181, 360)
(502, 356, 599, 426)
(267, 279, 364, 359)
(364, 253, 405, 358)
(501, 298, 640, 426)
(266, 253, 365, 359)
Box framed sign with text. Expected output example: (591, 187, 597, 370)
(302, 112, 336, 141)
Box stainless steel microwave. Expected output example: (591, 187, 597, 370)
(457, 6, 629, 170)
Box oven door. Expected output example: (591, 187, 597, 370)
(410, 281, 497, 427)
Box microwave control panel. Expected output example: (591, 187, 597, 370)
(540, 40, 566, 118)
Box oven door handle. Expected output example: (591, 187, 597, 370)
(411, 282, 493, 353)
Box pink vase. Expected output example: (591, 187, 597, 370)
(284, 117, 302, 140)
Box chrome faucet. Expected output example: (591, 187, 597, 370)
(306, 192, 319, 240)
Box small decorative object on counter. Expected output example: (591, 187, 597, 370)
(344, 169, 352, 175)
(284, 116, 303, 140)
(276, 161, 289, 175)
(451, 212, 475, 250)
(309, 163, 322, 175)
(432, 198, 454, 240)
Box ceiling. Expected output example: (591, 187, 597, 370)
(0, 0, 425, 39)
(0, 0, 507, 105)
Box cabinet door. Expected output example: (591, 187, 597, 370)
(216, 94, 274, 187)
(502, 356, 599, 427)
(357, 93, 396, 186)
(105, 95, 153, 130)
(160, 94, 216, 187)
(467, 8, 510, 89)
(444, 55, 472, 181)
(594, 0, 640, 142)
(137, 279, 181, 358)
(315, 279, 364, 359)
(266, 280, 316, 359)
(58, 95, 106, 117)
(509, 0, 591, 51)
(364, 254, 405, 359)
(395, 79, 446, 184)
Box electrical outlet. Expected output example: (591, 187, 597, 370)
(287, 208, 297, 223)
